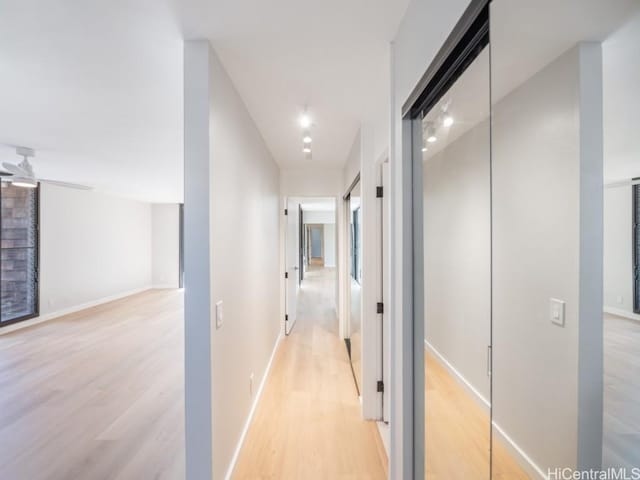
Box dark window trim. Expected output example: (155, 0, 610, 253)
(633, 183, 640, 314)
(0, 183, 40, 327)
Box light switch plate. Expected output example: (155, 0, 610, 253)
(550, 298, 565, 327)
(215, 300, 223, 329)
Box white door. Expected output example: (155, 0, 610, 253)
(285, 199, 299, 335)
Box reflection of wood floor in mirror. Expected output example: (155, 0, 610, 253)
(233, 266, 387, 479)
(425, 352, 530, 480)
(604, 313, 640, 468)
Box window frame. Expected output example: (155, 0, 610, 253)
(633, 183, 640, 314)
(0, 183, 40, 327)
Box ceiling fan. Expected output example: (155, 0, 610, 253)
(1, 147, 92, 190)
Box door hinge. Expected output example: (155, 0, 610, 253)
(377, 380, 384, 393)
(376, 302, 384, 314)
(285, 314, 289, 321)
(376, 186, 383, 198)
(284, 208, 288, 215)
(285, 271, 289, 279)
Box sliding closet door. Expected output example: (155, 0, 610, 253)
(420, 39, 492, 480)
(490, 0, 640, 476)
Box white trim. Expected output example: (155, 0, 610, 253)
(424, 340, 547, 480)
(425, 340, 490, 409)
(604, 306, 640, 322)
(0, 286, 152, 335)
(224, 333, 283, 480)
(152, 284, 179, 289)
(376, 421, 390, 458)
(492, 422, 547, 480)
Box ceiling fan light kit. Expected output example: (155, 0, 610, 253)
(2, 147, 92, 190)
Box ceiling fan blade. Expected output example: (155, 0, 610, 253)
(2, 162, 28, 176)
(40, 179, 93, 190)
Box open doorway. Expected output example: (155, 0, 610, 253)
(284, 197, 337, 336)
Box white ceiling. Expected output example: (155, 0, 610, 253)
(298, 197, 336, 212)
(0, 1, 184, 202)
(0, 0, 409, 202)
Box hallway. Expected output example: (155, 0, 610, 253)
(232, 266, 387, 479)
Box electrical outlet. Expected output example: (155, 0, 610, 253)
(249, 373, 254, 396)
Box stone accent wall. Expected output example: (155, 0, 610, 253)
(1, 183, 37, 322)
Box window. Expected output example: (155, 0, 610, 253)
(1, 183, 39, 326)
(634, 183, 639, 314)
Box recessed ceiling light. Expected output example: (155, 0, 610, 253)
(443, 115, 454, 127)
(303, 134, 312, 144)
(426, 125, 437, 143)
(299, 114, 312, 129)
(303, 146, 311, 153)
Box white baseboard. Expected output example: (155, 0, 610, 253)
(224, 333, 283, 480)
(424, 340, 546, 480)
(0, 286, 152, 335)
(152, 284, 179, 289)
(425, 340, 490, 410)
(376, 421, 390, 458)
(604, 306, 640, 322)
(492, 422, 547, 479)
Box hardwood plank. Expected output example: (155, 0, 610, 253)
(0, 289, 185, 480)
(232, 266, 388, 480)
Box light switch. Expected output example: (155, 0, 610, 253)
(550, 298, 565, 327)
(215, 300, 224, 329)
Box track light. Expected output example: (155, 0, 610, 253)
(303, 146, 311, 153)
(299, 113, 312, 129)
(443, 115, 454, 127)
(303, 133, 312, 144)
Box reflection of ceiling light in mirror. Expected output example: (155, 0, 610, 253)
(425, 124, 437, 143)
(443, 115, 454, 127)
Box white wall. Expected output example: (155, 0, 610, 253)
(604, 185, 637, 318)
(423, 119, 491, 402)
(151, 203, 180, 288)
(208, 45, 281, 480)
(491, 44, 603, 473)
(39, 184, 152, 317)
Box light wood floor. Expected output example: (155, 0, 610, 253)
(604, 313, 640, 468)
(425, 352, 529, 480)
(0, 289, 185, 480)
(232, 266, 388, 480)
